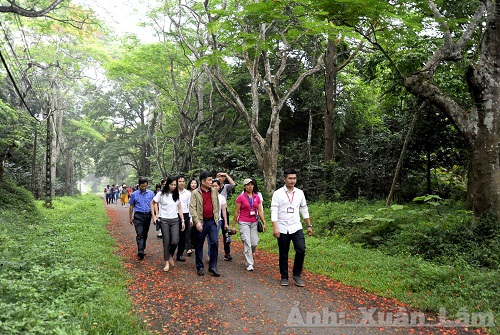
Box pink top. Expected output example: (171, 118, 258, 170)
(236, 192, 261, 223)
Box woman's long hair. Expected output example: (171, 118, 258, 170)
(161, 176, 180, 202)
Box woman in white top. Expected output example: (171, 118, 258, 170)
(151, 176, 185, 272)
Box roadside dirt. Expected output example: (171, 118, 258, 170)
(105, 202, 487, 335)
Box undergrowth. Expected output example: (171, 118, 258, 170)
(0, 180, 147, 335)
(251, 197, 499, 335)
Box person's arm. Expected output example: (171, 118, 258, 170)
(270, 191, 280, 238)
(129, 204, 134, 225)
(299, 192, 312, 236)
(151, 200, 158, 223)
(177, 202, 185, 231)
(224, 173, 235, 186)
(222, 202, 228, 230)
(304, 217, 313, 236)
(232, 202, 241, 231)
(189, 192, 203, 232)
(257, 202, 266, 232)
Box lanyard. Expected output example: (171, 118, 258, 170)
(285, 188, 295, 205)
(246, 194, 255, 209)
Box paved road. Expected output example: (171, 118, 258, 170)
(105, 202, 487, 335)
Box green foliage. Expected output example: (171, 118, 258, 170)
(0, 183, 147, 335)
(309, 199, 499, 270)
(256, 199, 498, 334)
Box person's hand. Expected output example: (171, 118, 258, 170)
(273, 226, 280, 238)
(181, 221, 185, 231)
(196, 221, 203, 232)
(129, 218, 133, 225)
(262, 223, 267, 232)
(307, 226, 313, 236)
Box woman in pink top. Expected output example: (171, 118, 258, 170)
(232, 178, 266, 271)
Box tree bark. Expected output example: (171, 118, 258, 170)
(397, 1, 500, 219)
(251, 116, 280, 193)
(324, 38, 338, 164)
(0, 0, 64, 17)
(65, 148, 73, 196)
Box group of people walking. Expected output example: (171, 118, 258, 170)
(104, 183, 133, 207)
(125, 168, 313, 287)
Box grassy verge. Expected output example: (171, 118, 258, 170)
(227, 198, 499, 335)
(0, 181, 147, 335)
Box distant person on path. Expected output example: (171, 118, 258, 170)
(232, 178, 266, 271)
(113, 184, 119, 204)
(216, 171, 236, 261)
(270, 168, 313, 287)
(120, 183, 129, 207)
(190, 171, 221, 277)
(185, 178, 199, 257)
(151, 176, 185, 272)
(128, 178, 155, 260)
(105, 185, 112, 205)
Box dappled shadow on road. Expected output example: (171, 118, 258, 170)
(105, 202, 488, 335)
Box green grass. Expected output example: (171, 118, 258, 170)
(0, 181, 147, 335)
(229, 199, 499, 335)
(1, 182, 498, 334)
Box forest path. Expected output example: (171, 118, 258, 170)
(105, 201, 481, 335)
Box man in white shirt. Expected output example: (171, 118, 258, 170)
(270, 168, 313, 287)
(175, 175, 191, 261)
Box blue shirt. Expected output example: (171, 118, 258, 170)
(129, 189, 155, 213)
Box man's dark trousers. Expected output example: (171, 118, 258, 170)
(175, 212, 190, 259)
(133, 212, 152, 254)
(277, 229, 306, 279)
(195, 218, 218, 270)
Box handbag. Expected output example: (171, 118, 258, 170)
(257, 220, 264, 233)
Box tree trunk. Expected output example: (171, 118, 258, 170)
(65, 148, 73, 196)
(251, 117, 280, 194)
(466, 123, 500, 217)
(324, 38, 337, 164)
(31, 127, 38, 197)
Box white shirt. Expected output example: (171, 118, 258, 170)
(219, 183, 235, 200)
(178, 189, 191, 214)
(153, 192, 180, 219)
(270, 186, 309, 234)
(218, 194, 227, 220)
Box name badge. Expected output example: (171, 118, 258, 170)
(250, 210, 256, 216)
(287, 207, 294, 213)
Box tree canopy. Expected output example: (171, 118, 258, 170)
(0, 0, 499, 221)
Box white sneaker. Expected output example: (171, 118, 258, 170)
(246, 264, 254, 271)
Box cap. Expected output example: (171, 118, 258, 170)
(243, 178, 253, 185)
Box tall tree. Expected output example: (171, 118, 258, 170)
(360, 1, 500, 219)
(170, 0, 326, 192)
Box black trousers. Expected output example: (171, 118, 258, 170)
(221, 208, 231, 255)
(174, 212, 190, 258)
(277, 229, 306, 279)
(133, 212, 152, 254)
